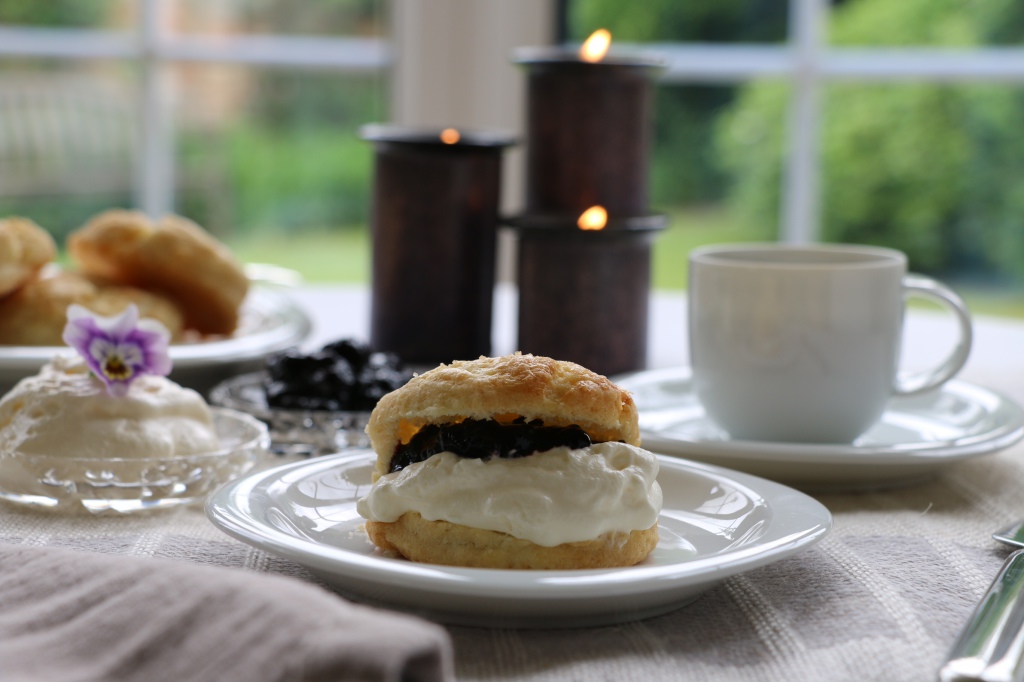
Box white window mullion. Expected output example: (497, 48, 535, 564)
(160, 35, 390, 70)
(825, 48, 1024, 81)
(0, 26, 138, 58)
(780, 0, 826, 244)
(137, 0, 175, 218)
(646, 43, 793, 82)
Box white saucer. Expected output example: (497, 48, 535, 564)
(614, 367, 1024, 491)
(206, 450, 831, 628)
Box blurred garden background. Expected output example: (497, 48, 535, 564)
(3, 0, 1024, 315)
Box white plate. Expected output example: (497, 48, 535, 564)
(206, 450, 831, 628)
(0, 288, 311, 394)
(615, 367, 1024, 491)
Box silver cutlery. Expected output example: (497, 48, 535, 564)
(940, 520, 1024, 682)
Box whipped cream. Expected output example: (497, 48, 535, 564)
(357, 442, 662, 547)
(0, 355, 219, 458)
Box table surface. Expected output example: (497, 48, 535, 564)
(5, 283, 1024, 682)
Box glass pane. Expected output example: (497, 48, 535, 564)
(175, 64, 387, 283)
(564, 2, 790, 291)
(0, 0, 136, 30)
(0, 59, 139, 249)
(827, 0, 1024, 47)
(567, 0, 789, 44)
(653, 82, 788, 290)
(170, 0, 386, 37)
(719, 80, 1024, 315)
(823, 82, 1024, 314)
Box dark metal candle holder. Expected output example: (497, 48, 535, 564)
(514, 47, 665, 217)
(508, 212, 666, 377)
(362, 124, 516, 365)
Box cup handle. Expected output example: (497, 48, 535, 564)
(894, 274, 973, 396)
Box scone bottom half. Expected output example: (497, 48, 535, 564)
(360, 353, 659, 570)
(365, 514, 659, 570)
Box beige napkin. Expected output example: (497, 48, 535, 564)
(0, 543, 452, 682)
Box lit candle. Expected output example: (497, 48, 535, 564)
(362, 124, 516, 364)
(576, 205, 607, 231)
(514, 30, 665, 216)
(509, 211, 666, 377)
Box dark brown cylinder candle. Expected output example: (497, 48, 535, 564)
(510, 213, 666, 377)
(362, 125, 515, 365)
(514, 47, 664, 216)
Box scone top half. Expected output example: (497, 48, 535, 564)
(366, 352, 640, 480)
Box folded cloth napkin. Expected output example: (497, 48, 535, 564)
(0, 543, 453, 682)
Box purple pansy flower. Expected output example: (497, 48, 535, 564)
(62, 304, 172, 397)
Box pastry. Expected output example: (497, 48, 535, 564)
(67, 209, 248, 335)
(357, 353, 662, 569)
(0, 217, 56, 297)
(0, 272, 185, 345)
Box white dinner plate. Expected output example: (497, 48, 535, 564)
(615, 367, 1024, 491)
(206, 450, 832, 628)
(0, 288, 311, 394)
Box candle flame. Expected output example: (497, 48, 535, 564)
(440, 128, 460, 144)
(579, 29, 611, 63)
(577, 206, 608, 231)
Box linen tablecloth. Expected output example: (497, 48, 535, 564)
(2, 286, 1023, 681)
(1, 448, 1018, 681)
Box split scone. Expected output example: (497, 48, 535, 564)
(67, 209, 248, 335)
(357, 353, 662, 569)
(0, 217, 56, 297)
(0, 272, 185, 345)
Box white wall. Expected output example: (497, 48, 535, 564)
(390, 0, 555, 280)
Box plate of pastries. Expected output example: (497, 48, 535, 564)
(0, 210, 311, 393)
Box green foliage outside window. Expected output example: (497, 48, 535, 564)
(718, 0, 1024, 277)
(0, 0, 106, 27)
(568, 0, 787, 208)
(0, 0, 384, 240)
(221, 124, 373, 232)
(574, 0, 1024, 281)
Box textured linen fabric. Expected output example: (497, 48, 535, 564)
(0, 542, 453, 682)
(1, 288, 1023, 682)
(0, 444, 1021, 682)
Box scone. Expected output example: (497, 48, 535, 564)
(357, 353, 662, 569)
(67, 209, 248, 335)
(0, 217, 56, 297)
(0, 272, 185, 345)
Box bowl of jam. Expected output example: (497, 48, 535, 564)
(210, 339, 413, 456)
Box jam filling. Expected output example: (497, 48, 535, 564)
(388, 417, 592, 474)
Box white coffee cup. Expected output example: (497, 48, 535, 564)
(688, 243, 972, 443)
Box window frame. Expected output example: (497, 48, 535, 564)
(644, 0, 1024, 241)
(3, 0, 1023, 241)
(0, 0, 389, 218)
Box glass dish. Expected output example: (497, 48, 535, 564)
(209, 371, 371, 456)
(0, 408, 269, 514)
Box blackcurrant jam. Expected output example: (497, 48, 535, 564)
(263, 338, 413, 412)
(388, 418, 592, 473)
